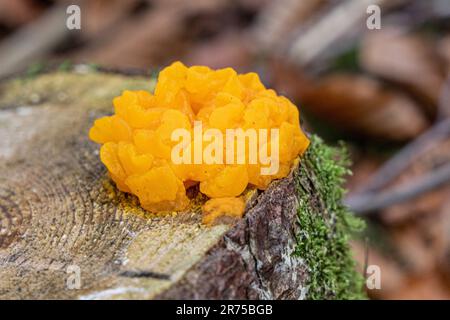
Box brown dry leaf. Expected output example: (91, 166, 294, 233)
(235, 0, 271, 11)
(353, 211, 450, 300)
(183, 32, 252, 70)
(390, 224, 441, 276)
(380, 138, 450, 224)
(385, 273, 450, 300)
(381, 187, 450, 225)
(77, 0, 141, 39)
(351, 241, 407, 299)
(296, 74, 429, 141)
(74, 0, 230, 69)
(436, 200, 450, 284)
(437, 34, 450, 74)
(437, 36, 450, 119)
(252, 0, 327, 51)
(0, 0, 43, 27)
(73, 7, 184, 68)
(373, 184, 450, 296)
(360, 28, 445, 117)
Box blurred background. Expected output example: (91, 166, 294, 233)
(0, 0, 449, 299)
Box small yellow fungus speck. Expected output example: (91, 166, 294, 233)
(202, 197, 246, 226)
(89, 61, 310, 223)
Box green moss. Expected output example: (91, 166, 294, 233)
(329, 46, 361, 73)
(26, 62, 45, 78)
(58, 60, 73, 72)
(294, 135, 366, 299)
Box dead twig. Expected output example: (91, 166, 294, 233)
(347, 77, 450, 212)
(286, 0, 407, 67)
(0, 4, 71, 78)
(359, 118, 450, 193)
(345, 162, 450, 215)
(252, 0, 326, 53)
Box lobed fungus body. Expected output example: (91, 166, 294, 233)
(89, 62, 309, 220)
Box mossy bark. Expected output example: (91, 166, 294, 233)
(0, 68, 364, 299)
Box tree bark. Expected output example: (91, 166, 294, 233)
(0, 68, 362, 299)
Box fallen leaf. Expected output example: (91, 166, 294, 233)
(0, 0, 43, 28)
(380, 138, 450, 224)
(296, 74, 430, 141)
(360, 28, 445, 117)
(183, 32, 252, 71)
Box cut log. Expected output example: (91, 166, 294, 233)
(0, 67, 364, 299)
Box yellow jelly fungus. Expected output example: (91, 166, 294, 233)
(202, 197, 246, 226)
(89, 61, 310, 222)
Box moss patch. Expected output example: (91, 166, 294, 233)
(294, 135, 366, 299)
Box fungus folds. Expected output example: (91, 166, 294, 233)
(89, 62, 309, 222)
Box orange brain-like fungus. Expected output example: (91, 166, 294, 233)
(89, 61, 310, 219)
